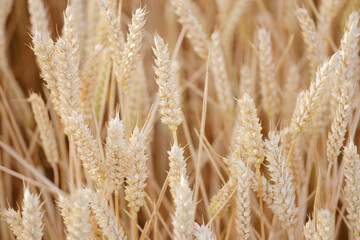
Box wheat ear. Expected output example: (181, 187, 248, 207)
(265, 132, 298, 237)
(343, 143, 360, 237)
(236, 93, 264, 167)
(210, 30, 233, 113)
(234, 159, 251, 240)
(172, 175, 196, 240)
(105, 113, 127, 191)
(171, 0, 210, 59)
(295, 7, 326, 74)
(28, 93, 59, 167)
(194, 223, 217, 240)
(153, 33, 183, 132)
(55, 5, 81, 120)
(31, 32, 60, 113)
(27, 0, 50, 35)
(222, 0, 251, 48)
(80, 44, 103, 122)
(257, 28, 280, 120)
(20, 188, 44, 240)
(58, 190, 93, 239)
(168, 143, 187, 195)
(239, 64, 254, 99)
(125, 126, 150, 213)
(1, 208, 23, 238)
(331, 12, 360, 116)
(209, 176, 237, 218)
(86, 189, 127, 240)
(290, 54, 337, 135)
(98, 0, 125, 82)
(120, 7, 147, 90)
(126, 61, 149, 127)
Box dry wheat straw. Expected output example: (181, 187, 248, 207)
(194, 223, 217, 240)
(171, 0, 210, 59)
(343, 143, 360, 237)
(153, 33, 182, 132)
(125, 126, 149, 213)
(172, 175, 196, 240)
(86, 189, 127, 240)
(257, 28, 280, 119)
(29, 93, 59, 167)
(105, 114, 127, 191)
(21, 189, 44, 240)
(265, 132, 298, 236)
(210, 31, 233, 112)
(58, 190, 93, 240)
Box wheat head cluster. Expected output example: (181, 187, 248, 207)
(1, 0, 360, 239)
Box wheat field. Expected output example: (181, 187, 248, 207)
(0, 0, 360, 239)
